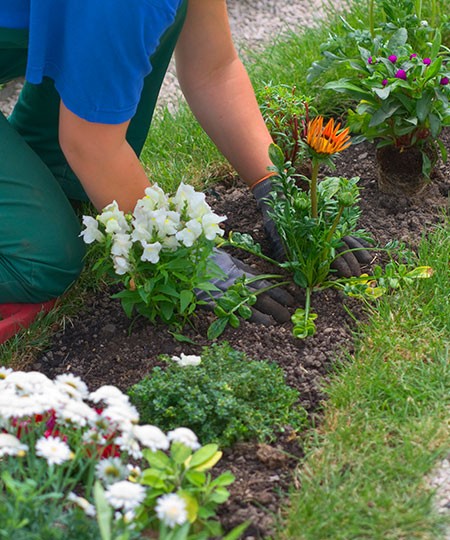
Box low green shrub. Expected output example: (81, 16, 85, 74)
(128, 342, 306, 447)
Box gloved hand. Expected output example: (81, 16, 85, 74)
(196, 249, 295, 325)
(252, 177, 372, 277)
(331, 236, 373, 278)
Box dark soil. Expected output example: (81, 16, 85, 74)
(30, 134, 449, 539)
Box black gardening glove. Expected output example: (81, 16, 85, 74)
(196, 249, 295, 325)
(252, 177, 372, 277)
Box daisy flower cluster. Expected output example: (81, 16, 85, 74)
(80, 182, 226, 276)
(0, 366, 215, 535)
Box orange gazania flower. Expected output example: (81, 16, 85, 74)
(306, 116, 351, 155)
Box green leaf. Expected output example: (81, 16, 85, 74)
(268, 143, 285, 170)
(430, 29, 442, 59)
(207, 317, 228, 340)
(210, 471, 236, 488)
(437, 139, 448, 162)
(416, 92, 432, 123)
(223, 521, 251, 540)
(323, 80, 374, 101)
(423, 56, 442, 83)
(209, 487, 230, 504)
(185, 470, 207, 486)
(143, 449, 171, 469)
(238, 305, 253, 319)
(368, 103, 401, 127)
(93, 482, 112, 540)
(429, 113, 441, 138)
(171, 441, 192, 464)
(387, 27, 408, 50)
(179, 290, 194, 314)
(141, 468, 167, 489)
(189, 444, 219, 468)
(373, 86, 391, 100)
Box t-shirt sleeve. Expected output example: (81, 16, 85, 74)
(26, 0, 181, 124)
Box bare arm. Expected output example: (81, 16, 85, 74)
(175, 0, 273, 187)
(58, 103, 150, 213)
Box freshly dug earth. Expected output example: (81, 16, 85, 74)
(30, 135, 449, 539)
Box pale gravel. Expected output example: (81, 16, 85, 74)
(0, 0, 449, 534)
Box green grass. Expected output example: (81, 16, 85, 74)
(279, 221, 450, 540)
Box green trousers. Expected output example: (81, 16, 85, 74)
(0, 1, 187, 303)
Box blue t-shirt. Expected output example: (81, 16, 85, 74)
(0, 0, 182, 123)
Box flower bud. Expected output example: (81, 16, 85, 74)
(388, 55, 397, 63)
(395, 69, 407, 80)
(440, 77, 449, 85)
(382, 79, 388, 86)
(410, 53, 418, 59)
(337, 191, 355, 207)
(423, 58, 431, 65)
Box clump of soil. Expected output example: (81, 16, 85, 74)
(30, 134, 450, 538)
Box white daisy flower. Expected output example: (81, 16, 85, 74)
(96, 457, 127, 484)
(175, 219, 202, 247)
(4, 370, 52, 394)
(57, 399, 98, 427)
(201, 212, 226, 240)
(171, 353, 202, 367)
(114, 432, 142, 460)
(141, 241, 162, 264)
(55, 373, 89, 400)
(102, 402, 139, 425)
(0, 392, 47, 418)
(105, 480, 146, 511)
(0, 366, 13, 379)
(167, 427, 200, 450)
(68, 492, 96, 517)
(155, 493, 188, 529)
(35, 436, 73, 466)
(132, 425, 169, 452)
(80, 215, 105, 244)
(89, 385, 129, 405)
(0, 433, 28, 457)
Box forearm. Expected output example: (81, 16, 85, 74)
(178, 58, 273, 187)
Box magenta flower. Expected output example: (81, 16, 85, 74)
(368, 56, 373, 64)
(395, 69, 407, 80)
(440, 77, 449, 85)
(382, 79, 388, 86)
(410, 53, 418, 59)
(423, 58, 431, 65)
(388, 55, 397, 63)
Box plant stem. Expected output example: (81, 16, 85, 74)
(310, 158, 320, 219)
(368, 0, 375, 38)
(325, 206, 344, 244)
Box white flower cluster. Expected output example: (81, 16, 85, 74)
(80, 183, 226, 275)
(0, 367, 201, 528)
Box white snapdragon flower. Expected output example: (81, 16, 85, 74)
(80, 215, 105, 244)
(0, 433, 28, 457)
(167, 427, 200, 450)
(175, 219, 202, 247)
(111, 233, 133, 259)
(113, 255, 131, 275)
(98, 201, 129, 234)
(171, 353, 202, 367)
(105, 480, 146, 511)
(201, 212, 226, 240)
(35, 436, 73, 466)
(141, 184, 169, 211)
(155, 493, 188, 529)
(141, 241, 162, 264)
(162, 234, 179, 251)
(131, 220, 152, 244)
(132, 425, 169, 452)
(187, 193, 211, 220)
(172, 182, 197, 212)
(155, 210, 180, 237)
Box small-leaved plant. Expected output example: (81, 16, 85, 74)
(80, 183, 226, 332)
(128, 342, 306, 447)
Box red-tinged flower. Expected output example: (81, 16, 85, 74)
(440, 77, 449, 85)
(305, 116, 351, 156)
(395, 69, 407, 80)
(388, 55, 397, 63)
(423, 58, 431, 65)
(44, 428, 67, 442)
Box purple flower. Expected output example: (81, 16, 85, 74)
(410, 53, 418, 59)
(382, 79, 388, 86)
(388, 55, 397, 63)
(423, 58, 431, 65)
(440, 77, 450, 85)
(395, 69, 407, 80)
(368, 56, 373, 64)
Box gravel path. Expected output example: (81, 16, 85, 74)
(0, 0, 449, 535)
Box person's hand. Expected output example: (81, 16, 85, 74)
(331, 235, 373, 278)
(196, 249, 295, 325)
(252, 176, 372, 277)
